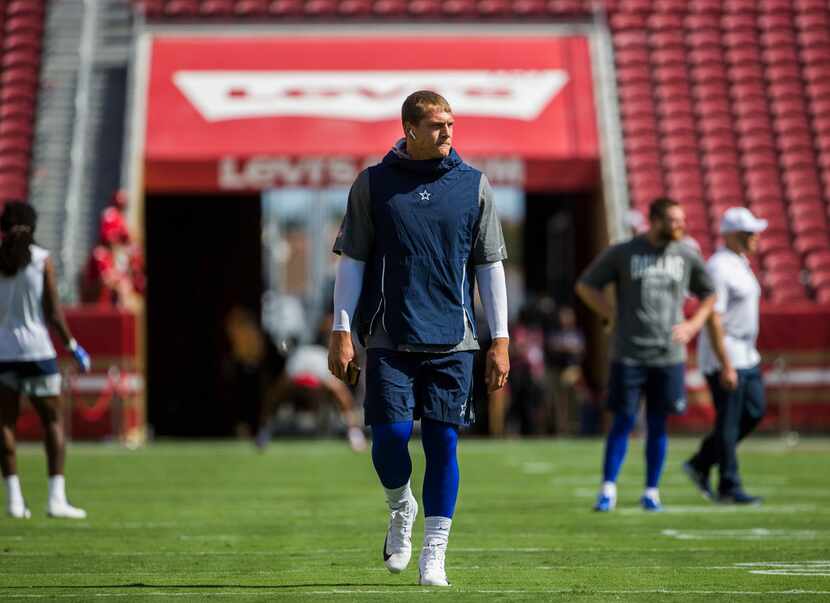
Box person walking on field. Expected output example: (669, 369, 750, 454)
(0, 201, 91, 519)
(684, 207, 768, 506)
(575, 197, 716, 512)
(328, 90, 510, 586)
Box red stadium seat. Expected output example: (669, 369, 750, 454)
(772, 98, 809, 120)
(726, 46, 763, 69)
(163, 0, 199, 16)
(509, 0, 547, 17)
(689, 0, 722, 12)
(815, 286, 830, 304)
(614, 30, 649, 51)
(337, 0, 373, 15)
(685, 13, 720, 32)
(0, 154, 29, 173)
(651, 47, 686, 68)
(780, 150, 817, 172)
(0, 118, 33, 139)
(764, 46, 801, 69)
(763, 29, 798, 49)
(792, 212, 828, 235)
(234, 0, 268, 15)
(3, 32, 42, 53)
(763, 251, 803, 272)
(801, 47, 830, 67)
(617, 65, 651, 85)
(760, 0, 794, 12)
(6, 1, 45, 17)
(0, 135, 31, 155)
(764, 270, 804, 291)
(722, 14, 757, 32)
(722, 30, 759, 50)
(795, 0, 830, 12)
(809, 270, 830, 291)
(649, 30, 686, 51)
(0, 102, 34, 122)
(688, 47, 724, 68)
(475, 0, 511, 17)
(687, 30, 723, 51)
(545, 0, 587, 15)
(766, 285, 809, 304)
(758, 233, 792, 256)
(758, 13, 793, 32)
(729, 65, 766, 85)
(653, 65, 688, 85)
(806, 250, 830, 272)
(268, 0, 304, 16)
(807, 81, 830, 102)
(795, 12, 830, 32)
(615, 47, 650, 68)
(794, 233, 830, 256)
(199, 0, 233, 16)
(2, 49, 40, 70)
(301, 0, 337, 15)
(692, 64, 728, 86)
(798, 29, 830, 49)
(723, 0, 758, 12)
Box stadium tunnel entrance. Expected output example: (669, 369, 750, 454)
(145, 193, 262, 437)
(135, 32, 610, 437)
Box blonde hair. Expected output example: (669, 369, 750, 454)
(401, 90, 452, 127)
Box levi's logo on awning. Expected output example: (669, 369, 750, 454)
(173, 70, 569, 123)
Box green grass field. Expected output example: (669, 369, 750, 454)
(1, 437, 829, 601)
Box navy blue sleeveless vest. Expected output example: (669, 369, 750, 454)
(354, 146, 482, 346)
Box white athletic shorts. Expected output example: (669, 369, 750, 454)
(0, 358, 62, 397)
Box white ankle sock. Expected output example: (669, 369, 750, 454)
(48, 475, 66, 503)
(5, 475, 23, 506)
(384, 480, 412, 510)
(601, 481, 617, 498)
(644, 487, 660, 501)
(423, 516, 452, 548)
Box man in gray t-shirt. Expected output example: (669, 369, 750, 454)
(575, 198, 716, 513)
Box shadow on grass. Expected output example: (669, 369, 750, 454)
(3, 582, 421, 590)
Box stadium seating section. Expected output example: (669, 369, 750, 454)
(125, 0, 830, 303)
(0, 0, 45, 204)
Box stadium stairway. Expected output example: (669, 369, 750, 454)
(128, 0, 830, 305)
(28, 0, 132, 300)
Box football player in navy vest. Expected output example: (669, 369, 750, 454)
(329, 91, 510, 586)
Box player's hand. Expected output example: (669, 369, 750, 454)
(328, 330, 355, 383)
(720, 365, 738, 391)
(485, 338, 510, 392)
(602, 316, 614, 334)
(671, 320, 697, 345)
(69, 340, 91, 373)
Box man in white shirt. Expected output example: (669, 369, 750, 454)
(683, 207, 768, 505)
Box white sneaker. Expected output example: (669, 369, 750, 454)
(47, 499, 87, 519)
(418, 543, 450, 586)
(383, 494, 418, 573)
(7, 500, 31, 519)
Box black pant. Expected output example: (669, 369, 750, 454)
(689, 365, 766, 494)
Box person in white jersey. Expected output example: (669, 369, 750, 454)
(0, 202, 91, 519)
(683, 207, 767, 505)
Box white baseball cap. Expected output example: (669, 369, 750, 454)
(719, 207, 768, 234)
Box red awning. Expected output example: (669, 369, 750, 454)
(144, 35, 599, 193)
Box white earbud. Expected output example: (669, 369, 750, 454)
(408, 129, 417, 140)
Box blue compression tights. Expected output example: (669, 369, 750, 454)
(602, 410, 668, 489)
(371, 418, 460, 518)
